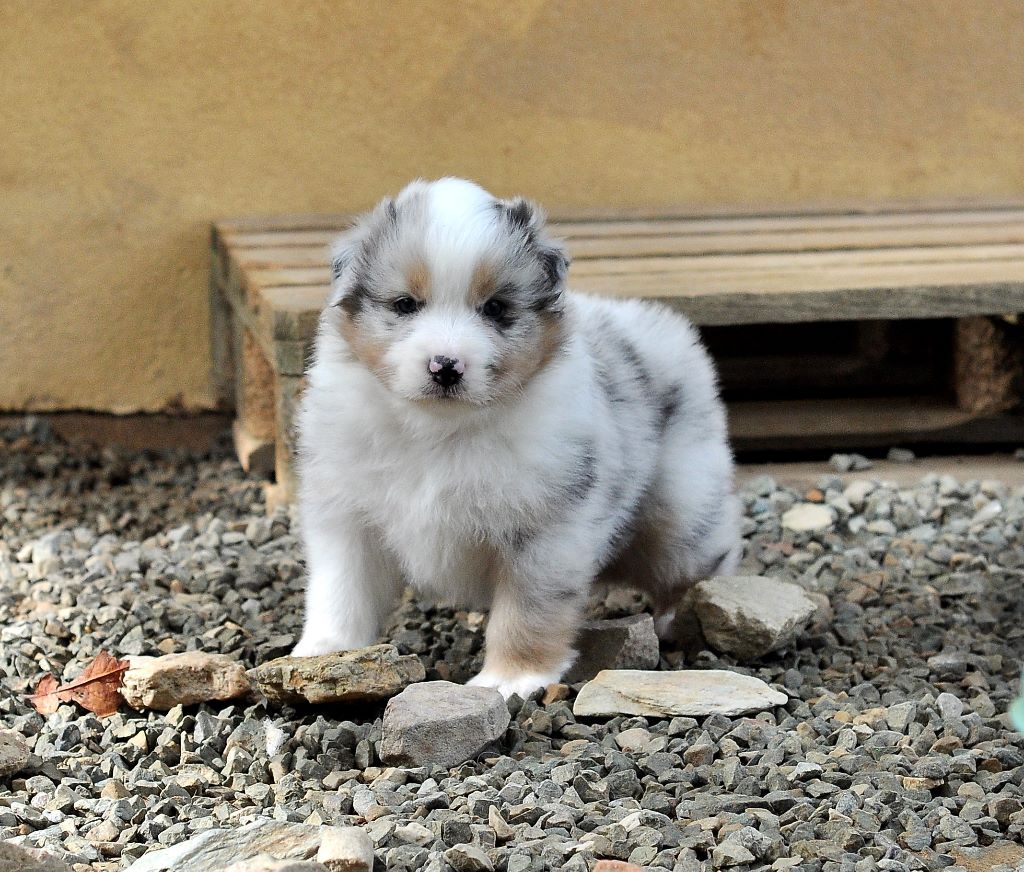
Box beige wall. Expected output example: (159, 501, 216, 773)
(2, 0, 1023, 412)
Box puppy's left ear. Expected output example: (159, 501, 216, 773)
(501, 197, 571, 289)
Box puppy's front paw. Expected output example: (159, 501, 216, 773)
(291, 634, 354, 658)
(468, 668, 564, 700)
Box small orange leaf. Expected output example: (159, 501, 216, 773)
(29, 674, 61, 715)
(27, 651, 129, 718)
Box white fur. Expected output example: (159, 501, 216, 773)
(293, 179, 740, 698)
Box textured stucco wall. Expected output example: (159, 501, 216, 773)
(2, 0, 1023, 412)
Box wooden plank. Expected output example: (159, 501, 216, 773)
(215, 214, 352, 234)
(954, 316, 1024, 415)
(214, 201, 1024, 237)
(550, 208, 1024, 239)
(568, 244, 1024, 275)
(729, 396, 977, 440)
(729, 398, 1023, 452)
(225, 222, 1024, 261)
(249, 267, 332, 289)
(243, 280, 1023, 329)
(573, 261, 1024, 294)
(235, 246, 332, 269)
(273, 374, 305, 504)
(620, 283, 1024, 326)
(259, 286, 328, 343)
(562, 225, 1024, 258)
(230, 243, 1024, 279)
(225, 229, 347, 248)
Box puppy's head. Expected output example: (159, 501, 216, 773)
(326, 178, 569, 408)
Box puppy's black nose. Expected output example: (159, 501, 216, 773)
(429, 355, 464, 388)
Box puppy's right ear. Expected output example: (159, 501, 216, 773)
(328, 197, 398, 310)
(328, 229, 362, 298)
(327, 228, 365, 310)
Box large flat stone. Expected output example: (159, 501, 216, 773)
(573, 669, 788, 718)
(218, 857, 328, 872)
(124, 820, 323, 872)
(248, 645, 424, 706)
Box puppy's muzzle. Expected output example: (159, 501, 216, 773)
(429, 355, 465, 388)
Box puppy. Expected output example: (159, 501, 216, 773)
(292, 178, 741, 698)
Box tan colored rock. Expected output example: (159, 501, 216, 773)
(315, 827, 374, 872)
(573, 669, 787, 718)
(122, 651, 252, 710)
(248, 645, 424, 706)
(781, 503, 834, 533)
(951, 842, 1024, 872)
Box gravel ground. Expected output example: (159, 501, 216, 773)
(1, 417, 1023, 872)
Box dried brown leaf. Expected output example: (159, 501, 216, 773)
(29, 674, 61, 715)
(27, 651, 129, 718)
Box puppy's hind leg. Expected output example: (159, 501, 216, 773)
(292, 513, 401, 657)
(647, 436, 743, 644)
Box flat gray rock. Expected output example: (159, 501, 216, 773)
(691, 576, 817, 659)
(380, 680, 510, 769)
(564, 614, 660, 682)
(573, 669, 787, 718)
(124, 819, 323, 872)
(248, 645, 424, 706)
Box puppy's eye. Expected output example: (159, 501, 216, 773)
(392, 296, 421, 316)
(481, 299, 506, 319)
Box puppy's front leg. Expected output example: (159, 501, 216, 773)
(469, 556, 587, 699)
(292, 514, 400, 657)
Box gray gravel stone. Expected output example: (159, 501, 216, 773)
(0, 729, 31, 776)
(444, 844, 494, 871)
(380, 681, 510, 768)
(563, 614, 660, 682)
(690, 575, 817, 659)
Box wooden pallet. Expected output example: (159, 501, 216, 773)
(211, 207, 1024, 503)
